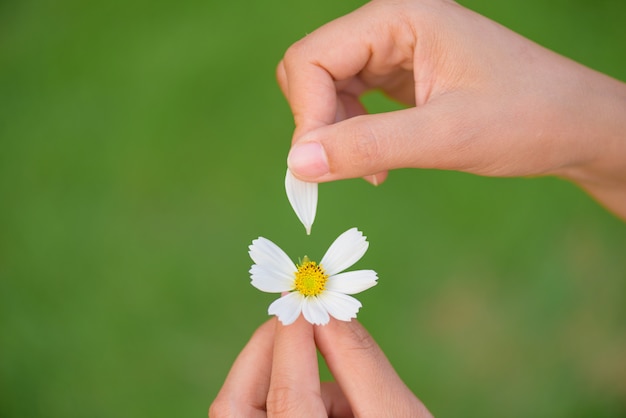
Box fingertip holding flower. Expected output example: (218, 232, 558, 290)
(285, 168, 317, 235)
(249, 227, 378, 326)
(287, 141, 330, 179)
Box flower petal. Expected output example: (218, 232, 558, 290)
(268, 292, 304, 325)
(249, 236, 296, 276)
(317, 291, 362, 322)
(326, 270, 378, 294)
(301, 296, 330, 326)
(320, 228, 369, 276)
(249, 237, 296, 293)
(249, 265, 294, 293)
(285, 168, 317, 235)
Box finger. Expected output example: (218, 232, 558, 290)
(210, 319, 276, 418)
(287, 92, 509, 182)
(280, 2, 414, 141)
(281, 24, 369, 140)
(334, 90, 390, 187)
(320, 381, 353, 418)
(280, 59, 390, 186)
(363, 172, 389, 186)
(266, 316, 327, 417)
(285, 105, 436, 182)
(315, 320, 433, 418)
(275, 60, 289, 101)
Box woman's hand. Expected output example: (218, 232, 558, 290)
(209, 317, 432, 417)
(278, 0, 626, 219)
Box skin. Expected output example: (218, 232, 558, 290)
(212, 0, 626, 415)
(277, 0, 626, 219)
(209, 317, 432, 418)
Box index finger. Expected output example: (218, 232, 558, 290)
(277, 7, 376, 141)
(266, 316, 327, 417)
(210, 319, 276, 417)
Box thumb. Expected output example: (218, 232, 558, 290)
(314, 319, 433, 417)
(286, 104, 461, 183)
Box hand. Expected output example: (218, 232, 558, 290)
(209, 317, 432, 417)
(277, 0, 626, 219)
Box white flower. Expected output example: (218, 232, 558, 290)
(285, 168, 317, 235)
(249, 227, 378, 325)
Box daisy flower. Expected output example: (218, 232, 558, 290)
(249, 227, 378, 325)
(285, 168, 317, 235)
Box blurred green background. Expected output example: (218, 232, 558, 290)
(1, 0, 625, 416)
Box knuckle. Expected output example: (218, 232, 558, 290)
(276, 60, 287, 85)
(346, 119, 383, 170)
(266, 385, 302, 417)
(345, 321, 378, 353)
(208, 397, 231, 418)
(282, 36, 309, 66)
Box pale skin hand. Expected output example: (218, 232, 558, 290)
(209, 317, 432, 418)
(277, 0, 626, 220)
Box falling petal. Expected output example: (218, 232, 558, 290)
(285, 168, 317, 235)
(320, 228, 369, 276)
(268, 292, 305, 325)
(326, 270, 378, 294)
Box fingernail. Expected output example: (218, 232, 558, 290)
(364, 174, 379, 186)
(287, 142, 329, 178)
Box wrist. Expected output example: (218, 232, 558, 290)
(557, 70, 626, 219)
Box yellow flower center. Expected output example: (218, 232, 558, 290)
(294, 256, 328, 297)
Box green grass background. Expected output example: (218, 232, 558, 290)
(1, 0, 626, 416)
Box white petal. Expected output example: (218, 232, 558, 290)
(268, 292, 304, 325)
(285, 168, 317, 235)
(326, 270, 378, 294)
(320, 228, 369, 276)
(249, 236, 296, 281)
(250, 265, 294, 293)
(317, 291, 362, 322)
(301, 296, 330, 326)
